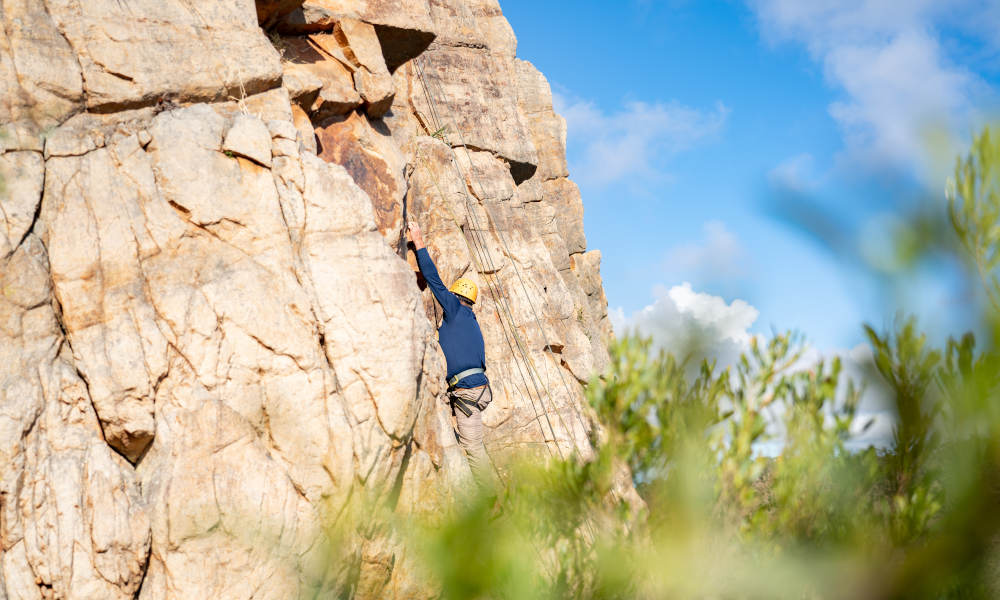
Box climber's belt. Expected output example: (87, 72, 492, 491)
(447, 368, 485, 389)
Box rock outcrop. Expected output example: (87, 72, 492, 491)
(0, 0, 615, 597)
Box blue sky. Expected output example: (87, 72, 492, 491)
(501, 0, 1000, 352)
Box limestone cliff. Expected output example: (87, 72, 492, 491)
(0, 1, 615, 597)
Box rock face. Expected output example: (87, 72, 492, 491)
(0, 0, 615, 598)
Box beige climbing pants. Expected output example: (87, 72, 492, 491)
(449, 385, 494, 493)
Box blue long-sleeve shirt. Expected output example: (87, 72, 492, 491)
(415, 248, 488, 389)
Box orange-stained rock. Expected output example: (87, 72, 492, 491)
(315, 111, 406, 243)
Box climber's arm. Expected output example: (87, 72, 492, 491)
(409, 222, 460, 317)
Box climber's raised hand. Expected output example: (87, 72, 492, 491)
(407, 221, 425, 250)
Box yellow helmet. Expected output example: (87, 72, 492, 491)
(449, 278, 478, 304)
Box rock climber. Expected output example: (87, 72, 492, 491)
(407, 221, 494, 491)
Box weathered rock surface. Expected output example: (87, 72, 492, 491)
(51, 0, 283, 112)
(0, 0, 83, 128)
(282, 34, 364, 120)
(1, 234, 151, 599)
(400, 44, 539, 183)
(333, 18, 397, 117)
(428, 0, 517, 57)
(315, 111, 407, 242)
(0, 0, 616, 597)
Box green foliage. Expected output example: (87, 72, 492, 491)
(431, 125, 450, 141)
(397, 449, 632, 600)
(588, 336, 727, 494)
(865, 317, 944, 544)
(949, 126, 1000, 311)
(267, 31, 289, 60)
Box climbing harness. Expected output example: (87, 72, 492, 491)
(450, 385, 492, 418)
(448, 367, 487, 389)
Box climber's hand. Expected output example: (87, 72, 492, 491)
(407, 221, 425, 250)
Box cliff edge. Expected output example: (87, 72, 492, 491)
(0, 1, 616, 597)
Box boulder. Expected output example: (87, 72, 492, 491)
(399, 45, 538, 183)
(43, 0, 282, 112)
(278, 0, 436, 73)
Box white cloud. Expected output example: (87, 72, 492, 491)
(825, 31, 973, 168)
(665, 220, 745, 282)
(767, 153, 818, 193)
(748, 0, 995, 174)
(553, 91, 729, 187)
(751, 0, 936, 44)
(614, 282, 759, 368)
(608, 305, 627, 336)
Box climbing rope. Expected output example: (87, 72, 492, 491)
(414, 56, 590, 455)
(445, 0, 596, 448)
(414, 61, 597, 552)
(415, 144, 563, 464)
(412, 58, 576, 462)
(460, 75, 595, 446)
(409, 40, 623, 553)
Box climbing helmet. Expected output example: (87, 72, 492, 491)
(449, 278, 478, 304)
